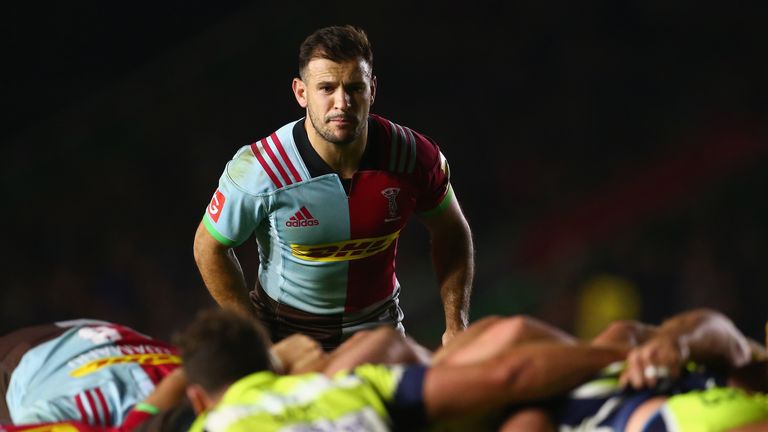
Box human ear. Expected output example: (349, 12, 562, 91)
(292, 78, 308, 108)
(186, 384, 211, 415)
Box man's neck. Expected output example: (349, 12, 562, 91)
(304, 119, 367, 179)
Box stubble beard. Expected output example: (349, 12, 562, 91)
(307, 109, 363, 146)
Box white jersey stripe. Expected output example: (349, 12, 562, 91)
(264, 135, 297, 185)
(78, 391, 97, 424)
(250, 140, 284, 188)
(93, 388, 111, 425)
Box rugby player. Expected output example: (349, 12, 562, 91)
(0, 316, 428, 431)
(177, 308, 625, 431)
(0, 319, 181, 427)
(497, 309, 768, 431)
(193, 25, 474, 350)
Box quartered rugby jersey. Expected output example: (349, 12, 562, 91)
(202, 114, 452, 315)
(555, 361, 728, 431)
(188, 364, 428, 432)
(7, 320, 180, 426)
(644, 387, 768, 432)
(0, 408, 155, 432)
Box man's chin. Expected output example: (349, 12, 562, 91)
(323, 129, 358, 145)
(329, 135, 356, 146)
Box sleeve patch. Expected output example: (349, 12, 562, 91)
(206, 190, 226, 223)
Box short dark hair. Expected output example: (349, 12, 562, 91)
(173, 308, 273, 393)
(298, 25, 373, 78)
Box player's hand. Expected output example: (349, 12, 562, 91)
(442, 328, 461, 346)
(270, 334, 329, 374)
(619, 334, 689, 389)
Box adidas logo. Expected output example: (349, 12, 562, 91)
(285, 206, 320, 227)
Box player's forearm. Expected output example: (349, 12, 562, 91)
(198, 251, 252, 315)
(141, 368, 187, 411)
(499, 343, 626, 402)
(324, 327, 428, 376)
(659, 308, 751, 368)
(424, 343, 625, 418)
(193, 237, 253, 317)
(431, 226, 474, 332)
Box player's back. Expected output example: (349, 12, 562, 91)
(6, 319, 180, 426)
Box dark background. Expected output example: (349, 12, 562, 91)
(4, 1, 767, 348)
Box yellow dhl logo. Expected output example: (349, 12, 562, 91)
(69, 353, 181, 378)
(291, 231, 400, 262)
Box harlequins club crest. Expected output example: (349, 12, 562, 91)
(381, 187, 401, 222)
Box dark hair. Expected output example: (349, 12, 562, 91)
(298, 25, 373, 78)
(173, 308, 273, 393)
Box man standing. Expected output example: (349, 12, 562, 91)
(193, 25, 474, 349)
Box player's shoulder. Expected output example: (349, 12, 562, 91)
(224, 121, 306, 193)
(369, 114, 442, 174)
(370, 114, 439, 148)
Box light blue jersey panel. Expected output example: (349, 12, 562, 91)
(204, 122, 362, 314)
(7, 321, 179, 426)
(260, 175, 352, 313)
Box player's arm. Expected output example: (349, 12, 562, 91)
(322, 326, 430, 376)
(422, 342, 625, 420)
(590, 319, 659, 349)
(419, 188, 474, 346)
(620, 308, 752, 389)
(193, 221, 255, 318)
(433, 315, 577, 366)
(269, 333, 329, 375)
(135, 367, 187, 413)
(114, 368, 189, 431)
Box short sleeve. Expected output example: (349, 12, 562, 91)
(202, 158, 266, 247)
(414, 136, 452, 215)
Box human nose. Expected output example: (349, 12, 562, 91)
(333, 88, 352, 110)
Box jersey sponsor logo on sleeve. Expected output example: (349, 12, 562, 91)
(285, 206, 320, 227)
(207, 190, 226, 223)
(290, 231, 400, 262)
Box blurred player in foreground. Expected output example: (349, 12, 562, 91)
(177, 308, 625, 431)
(497, 308, 768, 431)
(0, 314, 429, 432)
(0, 319, 181, 427)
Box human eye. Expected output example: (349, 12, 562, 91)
(348, 84, 366, 93)
(317, 83, 334, 94)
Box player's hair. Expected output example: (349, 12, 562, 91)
(298, 25, 373, 78)
(173, 308, 273, 393)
